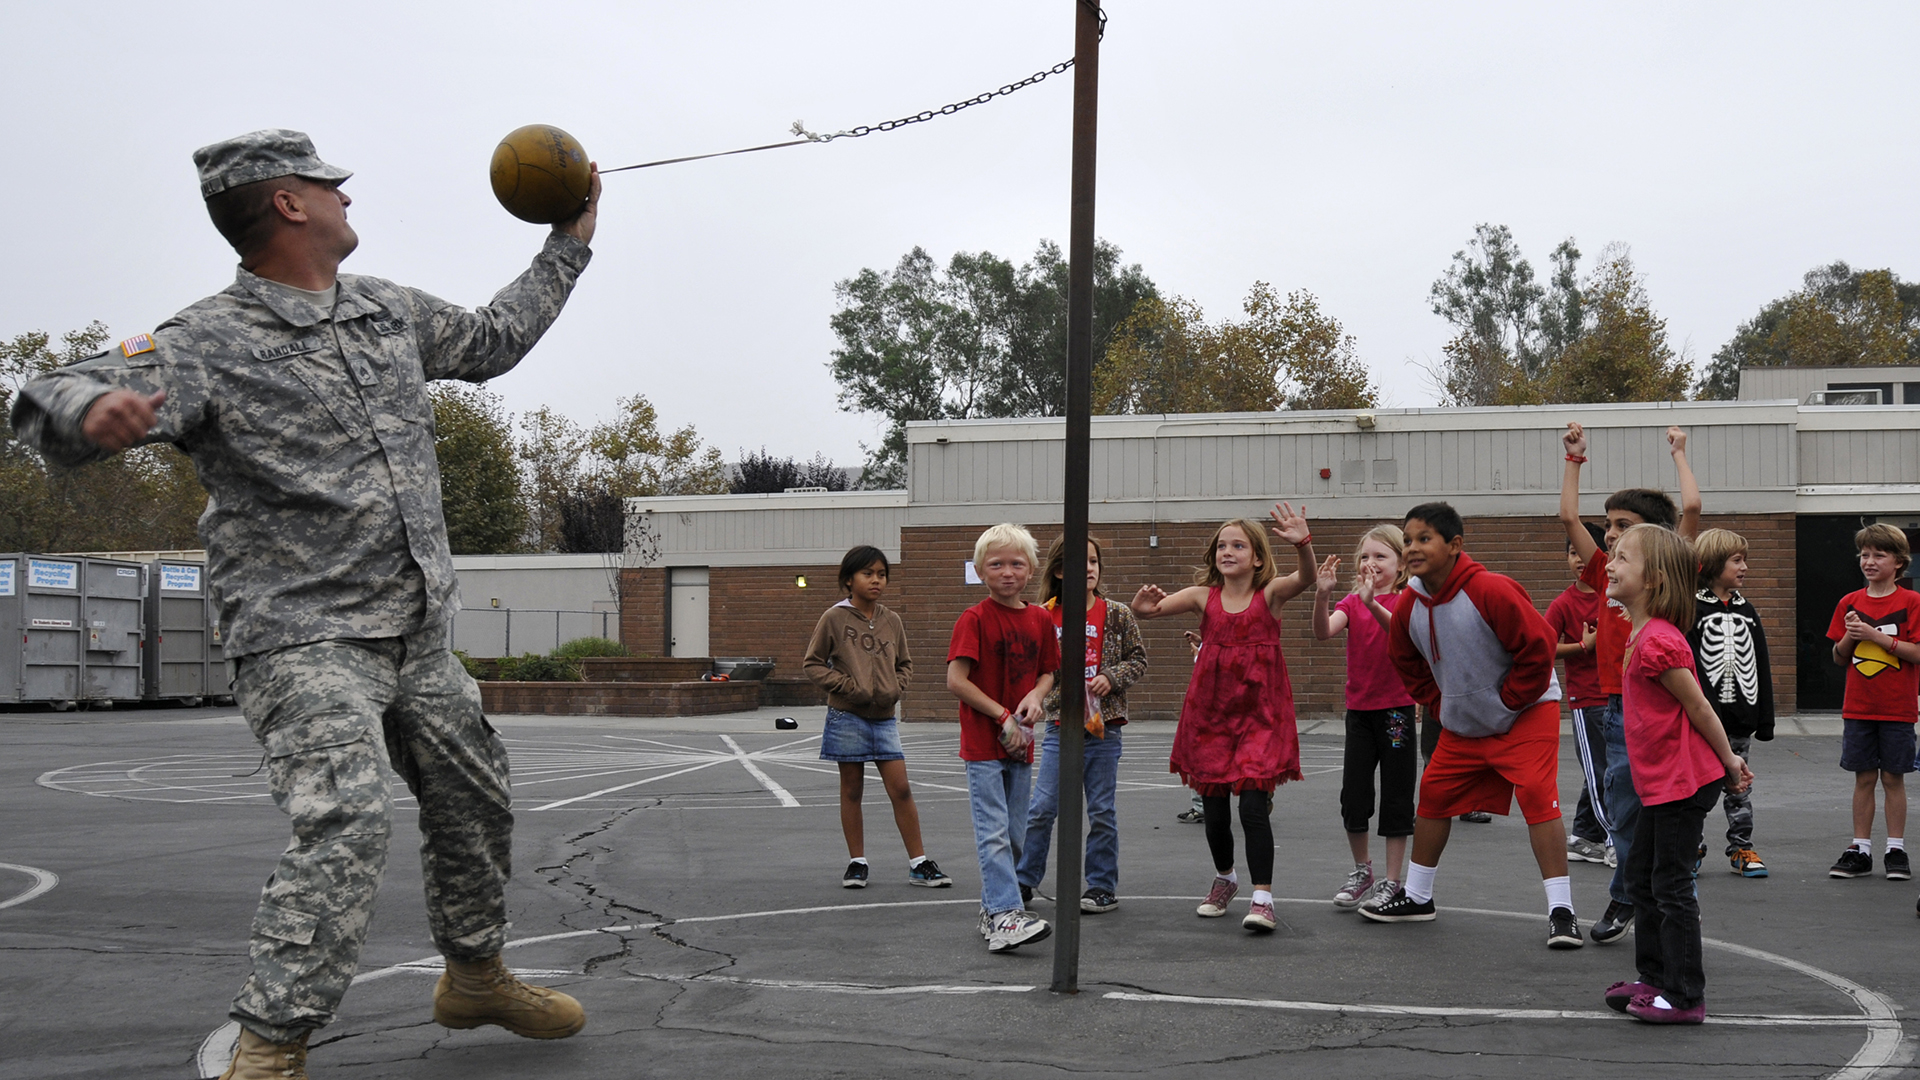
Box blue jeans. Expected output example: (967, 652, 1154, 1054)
(1601, 695, 1643, 904)
(1018, 725, 1123, 894)
(966, 758, 1032, 916)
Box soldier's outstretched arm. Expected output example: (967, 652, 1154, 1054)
(10, 339, 209, 467)
(415, 166, 601, 383)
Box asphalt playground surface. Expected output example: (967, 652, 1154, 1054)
(1, 704, 1915, 1079)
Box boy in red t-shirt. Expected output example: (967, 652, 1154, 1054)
(947, 523, 1060, 953)
(1546, 523, 1612, 868)
(1557, 421, 1700, 945)
(1825, 523, 1920, 884)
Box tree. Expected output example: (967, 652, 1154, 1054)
(1427, 225, 1582, 405)
(1695, 263, 1920, 399)
(517, 405, 585, 553)
(1543, 249, 1692, 405)
(429, 383, 525, 554)
(1095, 284, 1381, 414)
(0, 322, 207, 552)
(828, 239, 1157, 487)
(730, 448, 849, 494)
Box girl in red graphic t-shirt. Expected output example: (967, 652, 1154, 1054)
(1131, 504, 1316, 935)
(1602, 524, 1752, 1025)
(1311, 524, 1416, 912)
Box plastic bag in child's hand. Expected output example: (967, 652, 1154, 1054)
(1085, 693, 1106, 739)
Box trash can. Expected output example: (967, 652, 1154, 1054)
(144, 561, 225, 704)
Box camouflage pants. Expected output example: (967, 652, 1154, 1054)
(228, 627, 513, 1043)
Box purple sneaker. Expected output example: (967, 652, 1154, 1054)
(1626, 992, 1705, 1024)
(1604, 980, 1659, 1012)
(1196, 876, 1239, 917)
(1242, 900, 1277, 932)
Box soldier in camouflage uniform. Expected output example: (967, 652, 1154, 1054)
(11, 129, 597, 1079)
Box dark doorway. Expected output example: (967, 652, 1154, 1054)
(1798, 514, 1920, 711)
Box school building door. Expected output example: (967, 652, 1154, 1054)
(669, 567, 709, 658)
(1797, 515, 1920, 711)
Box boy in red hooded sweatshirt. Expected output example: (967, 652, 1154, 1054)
(1361, 502, 1583, 950)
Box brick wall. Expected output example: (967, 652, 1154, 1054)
(618, 568, 667, 657)
(621, 512, 1798, 720)
(708, 564, 851, 675)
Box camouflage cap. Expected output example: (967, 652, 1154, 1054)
(193, 129, 353, 199)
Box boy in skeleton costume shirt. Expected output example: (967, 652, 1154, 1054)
(1687, 529, 1775, 877)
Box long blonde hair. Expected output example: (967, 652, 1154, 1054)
(1619, 523, 1696, 627)
(1354, 523, 1410, 592)
(1193, 518, 1276, 591)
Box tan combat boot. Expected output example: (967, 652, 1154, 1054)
(432, 954, 586, 1039)
(217, 1027, 308, 1080)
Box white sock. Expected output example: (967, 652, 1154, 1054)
(1889, 838, 1906, 853)
(1252, 889, 1272, 905)
(1652, 994, 1673, 1010)
(1544, 875, 1572, 915)
(1854, 838, 1872, 853)
(1405, 862, 1437, 904)
(1217, 869, 1238, 884)
(909, 855, 927, 868)
(850, 857, 868, 865)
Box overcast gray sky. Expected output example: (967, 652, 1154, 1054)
(5, 2, 1916, 470)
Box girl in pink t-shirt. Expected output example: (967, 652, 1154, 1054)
(1312, 524, 1416, 910)
(1603, 524, 1753, 1025)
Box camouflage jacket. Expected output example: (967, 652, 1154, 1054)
(11, 233, 591, 657)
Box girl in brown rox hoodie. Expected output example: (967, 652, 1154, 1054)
(803, 545, 952, 890)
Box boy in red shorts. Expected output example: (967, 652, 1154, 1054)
(1362, 502, 1582, 949)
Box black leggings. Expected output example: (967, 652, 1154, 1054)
(1202, 791, 1274, 884)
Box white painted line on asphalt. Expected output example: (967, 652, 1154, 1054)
(206, 891, 1904, 1076)
(719, 734, 800, 807)
(525, 758, 729, 811)
(196, 1021, 239, 1078)
(0, 862, 58, 909)
(1102, 991, 1881, 1027)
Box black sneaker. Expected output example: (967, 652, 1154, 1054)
(1547, 906, 1583, 949)
(1830, 849, 1873, 878)
(908, 858, 952, 887)
(1080, 888, 1119, 914)
(842, 860, 869, 888)
(1459, 811, 1494, 823)
(1887, 849, 1912, 881)
(1358, 887, 1436, 923)
(1590, 899, 1633, 944)
(1020, 884, 1034, 905)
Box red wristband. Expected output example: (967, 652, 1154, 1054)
(1565, 453, 1588, 464)
(1291, 534, 1313, 549)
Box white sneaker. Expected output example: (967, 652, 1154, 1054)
(987, 909, 1052, 953)
(1604, 844, 1618, 869)
(977, 910, 996, 940)
(1568, 837, 1609, 864)
(1359, 877, 1399, 907)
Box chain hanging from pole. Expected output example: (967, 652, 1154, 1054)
(603, 6, 1106, 174)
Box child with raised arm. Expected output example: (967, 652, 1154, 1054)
(1131, 503, 1315, 934)
(1825, 524, 1920, 884)
(1688, 528, 1776, 877)
(1312, 525, 1416, 910)
(1017, 534, 1148, 914)
(803, 544, 951, 890)
(1559, 421, 1700, 945)
(946, 524, 1059, 954)
(1363, 502, 1581, 950)
(1547, 524, 1614, 868)
(1600, 524, 1753, 1024)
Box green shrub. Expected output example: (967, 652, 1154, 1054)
(494, 653, 581, 682)
(552, 636, 628, 660)
(453, 650, 484, 679)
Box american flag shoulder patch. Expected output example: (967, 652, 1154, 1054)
(119, 334, 156, 358)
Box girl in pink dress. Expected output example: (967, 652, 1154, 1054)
(1131, 503, 1317, 933)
